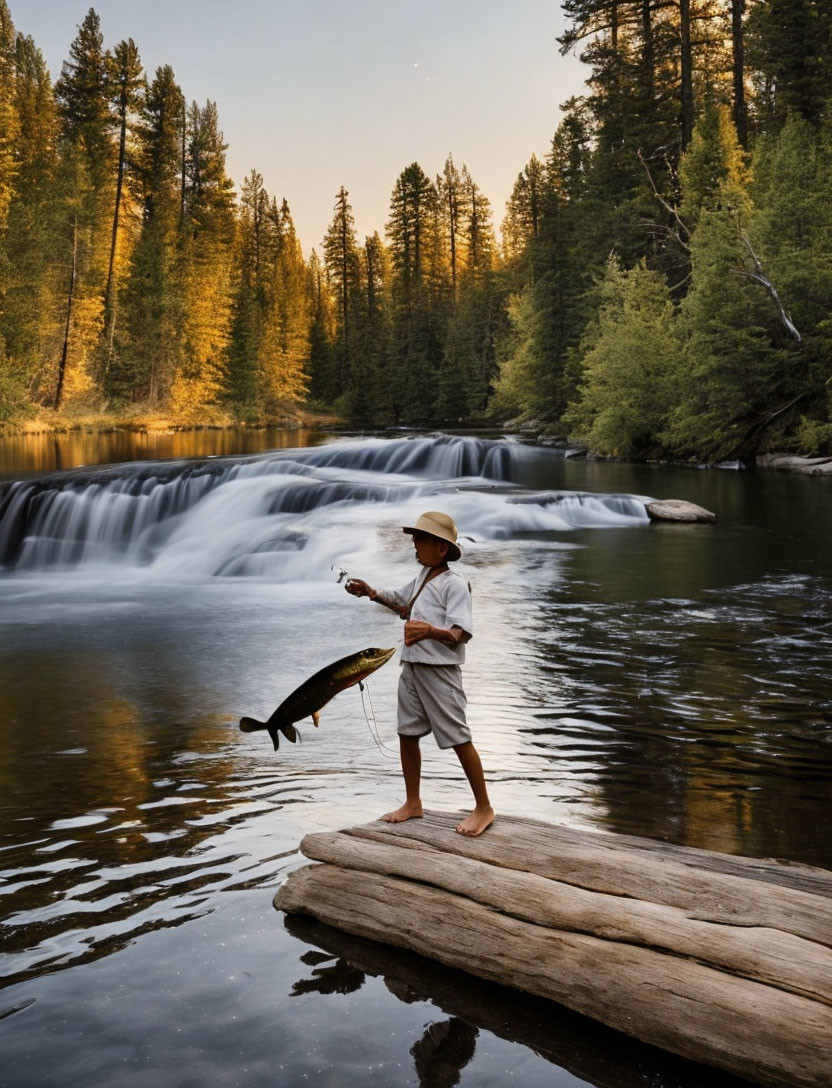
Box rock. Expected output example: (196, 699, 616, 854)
(646, 499, 716, 523)
(757, 454, 832, 473)
(564, 446, 588, 460)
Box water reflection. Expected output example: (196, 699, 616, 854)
(0, 426, 334, 478)
(284, 916, 753, 1088)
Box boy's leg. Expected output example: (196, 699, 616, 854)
(381, 735, 424, 823)
(453, 741, 494, 836)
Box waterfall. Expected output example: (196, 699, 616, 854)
(0, 436, 649, 576)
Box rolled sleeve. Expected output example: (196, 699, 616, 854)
(376, 578, 415, 610)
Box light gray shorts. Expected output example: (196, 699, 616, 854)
(397, 662, 471, 750)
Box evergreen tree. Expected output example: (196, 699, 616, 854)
(564, 257, 680, 457)
(501, 155, 547, 263)
(117, 65, 185, 405)
(750, 110, 832, 448)
(322, 186, 361, 403)
(226, 169, 270, 415)
(747, 0, 832, 127)
(2, 32, 61, 406)
(385, 162, 444, 421)
(171, 100, 236, 420)
(305, 247, 337, 406)
(355, 231, 392, 421)
(0, 1, 20, 230)
(665, 111, 784, 460)
(102, 38, 143, 370)
(52, 7, 116, 407)
(263, 200, 308, 407)
(438, 166, 499, 418)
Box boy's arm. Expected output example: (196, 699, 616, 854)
(404, 621, 466, 647)
(345, 578, 408, 616)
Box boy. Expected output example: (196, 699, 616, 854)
(345, 511, 494, 837)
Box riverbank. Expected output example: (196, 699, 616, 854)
(0, 404, 342, 438)
(506, 416, 832, 476)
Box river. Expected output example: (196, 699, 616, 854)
(1, 431, 829, 1087)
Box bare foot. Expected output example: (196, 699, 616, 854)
(380, 801, 423, 823)
(456, 805, 494, 837)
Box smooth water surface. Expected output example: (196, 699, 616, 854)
(0, 425, 332, 479)
(1, 433, 830, 1087)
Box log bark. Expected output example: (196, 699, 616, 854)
(275, 811, 832, 1088)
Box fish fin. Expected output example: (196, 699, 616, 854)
(281, 723, 298, 744)
(359, 680, 365, 692)
(267, 724, 280, 751)
(312, 711, 320, 727)
(239, 716, 266, 733)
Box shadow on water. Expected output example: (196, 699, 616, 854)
(284, 916, 755, 1088)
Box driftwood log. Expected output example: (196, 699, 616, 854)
(275, 811, 832, 1088)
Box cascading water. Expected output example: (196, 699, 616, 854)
(0, 435, 650, 576)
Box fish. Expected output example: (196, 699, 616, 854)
(239, 646, 397, 750)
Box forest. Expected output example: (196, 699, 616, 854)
(1, 1, 831, 461)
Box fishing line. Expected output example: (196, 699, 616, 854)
(359, 681, 398, 759)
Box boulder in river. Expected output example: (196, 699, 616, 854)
(646, 499, 716, 523)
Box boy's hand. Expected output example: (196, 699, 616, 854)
(345, 578, 373, 598)
(404, 620, 432, 645)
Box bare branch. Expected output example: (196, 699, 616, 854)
(637, 149, 690, 252)
(738, 233, 802, 343)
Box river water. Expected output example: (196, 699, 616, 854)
(0, 431, 829, 1088)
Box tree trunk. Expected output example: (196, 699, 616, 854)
(731, 0, 748, 147)
(55, 216, 78, 410)
(679, 0, 694, 148)
(103, 95, 128, 373)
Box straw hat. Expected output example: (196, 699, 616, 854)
(402, 511, 461, 561)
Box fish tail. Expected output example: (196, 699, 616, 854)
(239, 716, 266, 733)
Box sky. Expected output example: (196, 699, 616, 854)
(13, 1, 587, 253)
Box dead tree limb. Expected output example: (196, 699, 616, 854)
(637, 150, 691, 251)
(735, 233, 802, 342)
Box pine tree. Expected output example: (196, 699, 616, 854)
(322, 186, 361, 403)
(2, 32, 61, 408)
(226, 169, 270, 415)
(750, 111, 832, 448)
(102, 38, 143, 370)
(747, 0, 832, 127)
(438, 166, 499, 418)
(305, 248, 337, 407)
(170, 100, 236, 421)
(0, 1, 20, 230)
(52, 7, 116, 408)
(355, 231, 392, 421)
(564, 257, 680, 457)
(501, 155, 547, 263)
(679, 100, 749, 227)
(665, 111, 783, 460)
(262, 200, 308, 407)
(117, 65, 185, 406)
(386, 162, 444, 421)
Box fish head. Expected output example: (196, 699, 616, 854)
(360, 647, 397, 670)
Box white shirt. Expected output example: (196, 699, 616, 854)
(379, 568, 473, 665)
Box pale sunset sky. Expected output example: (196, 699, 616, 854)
(14, 1, 586, 251)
